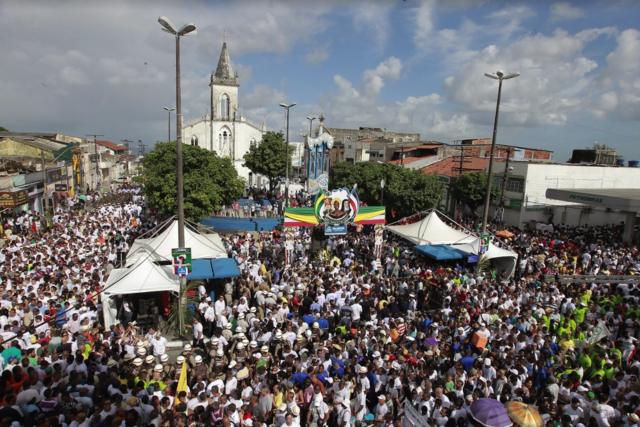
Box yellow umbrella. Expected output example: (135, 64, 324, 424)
(505, 402, 543, 427)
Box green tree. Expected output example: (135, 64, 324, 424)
(0, 126, 8, 132)
(449, 172, 497, 213)
(242, 131, 292, 192)
(141, 141, 244, 221)
(330, 162, 443, 219)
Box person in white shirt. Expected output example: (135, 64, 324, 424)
(150, 333, 167, 357)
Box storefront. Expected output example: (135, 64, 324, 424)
(0, 189, 29, 212)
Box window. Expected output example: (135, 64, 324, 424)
(220, 94, 230, 120)
(218, 128, 231, 155)
(250, 138, 257, 149)
(190, 136, 199, 147)
(506, 178, 524, 193)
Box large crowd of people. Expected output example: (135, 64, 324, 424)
(0, 188, 638, 427)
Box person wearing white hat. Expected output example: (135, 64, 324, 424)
(132, 358, 143, 367)
(160, 353, 169, 363)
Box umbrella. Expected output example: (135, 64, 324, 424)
(469, 399, 512, 427)
(505, 402, 543, 427)
(496, 229, 515, 238)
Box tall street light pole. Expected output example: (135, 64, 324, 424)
(280, 102, 296, 206)
(306, 116, 316, 136)
(158, 16, 196, 248)
(164, 107, 175, 142)
(480, 70, 519, 235)
(159, 16, 196, 338)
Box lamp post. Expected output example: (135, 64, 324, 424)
(380, 178, 385, 204)
(306, 115, 316, 136)
(158, 16, 196, 248)
(279, 102, 296, 206)
(158, 16, 196, 338)
(480, 70, 519, 234)
(163, 107, 175, 142)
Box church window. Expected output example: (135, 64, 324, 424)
(220, 94, 230, 120)
(190, 136, 199, 147)
(250, 138, 257, 149)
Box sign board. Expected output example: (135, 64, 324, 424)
(55, 183, 68, 192)
(467, 254, 479, 264)
(0, 190, 29, 208)
(324, 224, 347, 235)
(171, 247, 192, 277)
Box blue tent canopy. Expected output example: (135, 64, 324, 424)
(415, 244, 468, 261)
(200, 217, 282, 232)
(189, 258, 240, 280)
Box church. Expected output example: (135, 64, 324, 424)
(182, 42, 266, 183)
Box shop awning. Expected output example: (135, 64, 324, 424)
(189, 258, 240, 280)
(415, 244, 468, 261)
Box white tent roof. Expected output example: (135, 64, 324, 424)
(103, 258, 179, 296)
(386, 211, 477, 245)
(128, 220, 227, 261)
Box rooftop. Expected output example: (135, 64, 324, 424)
(96, 140, 127, 152)
(421, 156, 493, 177)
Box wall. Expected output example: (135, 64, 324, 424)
(496, 162, 640, 228)
(182, 117, 264, 181)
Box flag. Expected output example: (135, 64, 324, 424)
(176, 361, 188, 394)
(587, 321, 611, 345)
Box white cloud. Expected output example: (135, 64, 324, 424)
(442, 28, 614, 127)
(323, 58, 474, 140)
(305, 45, 329, 64)
(0, 1, 333, 144)
(352, 2, 393, 50)
(550, 2, 584, 21)
(363, 57, 403, 96)
(413, 0, 436, 48)
(594, 29, 640, 120)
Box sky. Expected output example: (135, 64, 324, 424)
(1, 0, 640, 161)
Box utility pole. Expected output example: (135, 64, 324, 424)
(86, 134, 104, 191)
(498, 146, 512, 223)
(138, 140, 146, 156)
(279, 102, 296, 206)
(40, 150, 47, 214)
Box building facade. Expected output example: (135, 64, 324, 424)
(490, 162, 640, 228)
(325, 126, 420, 164)
(182, 43, 266, 183)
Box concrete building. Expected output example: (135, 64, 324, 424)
(488, 162, 640, 235)
(0, 132, 74, 212)
(324, 126, 420, 164)
(182, 42, 266, 183)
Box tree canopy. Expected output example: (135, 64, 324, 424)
(330, 162, 443, 219)
(141, 141, 244, 222)
(449, 172, 496, 213)
(242, 131, 292, 192)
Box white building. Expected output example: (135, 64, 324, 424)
(182, 42, 266, 183)
(493, 161, 640, 229)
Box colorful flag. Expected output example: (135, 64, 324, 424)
(176, 361, 188, 394)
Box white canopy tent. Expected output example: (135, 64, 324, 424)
(386, 210, 518, 277)
(386, 211, 477, 245)
(127, 220, 227, 263)
(101, 257, 179, 329)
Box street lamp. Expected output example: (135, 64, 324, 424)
(279, 102, 296, 206)
(158, 16, 197, 248)
(380, 178, 385, 204)
(306, 115, 316, 136)
(163, 107, 175, 142)
(480, 70, 519, 235)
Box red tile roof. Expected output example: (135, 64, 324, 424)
(96, 140, 127, 152)
(421, 156, 495, 177)
(388, 155, 435, 165)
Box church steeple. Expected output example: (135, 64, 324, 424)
(213, 42, 238, 86)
